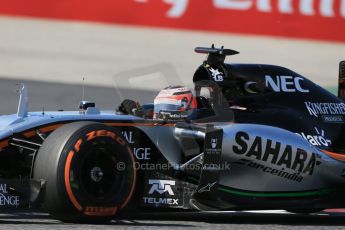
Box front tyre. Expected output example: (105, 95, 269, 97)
(33, 122, 136, 222)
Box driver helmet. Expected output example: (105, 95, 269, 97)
(153, 86, 197, 120)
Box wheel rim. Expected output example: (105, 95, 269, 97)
(83, 148, 119, 198)
(73, 142, 126, 202)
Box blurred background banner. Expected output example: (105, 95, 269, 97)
(0, 0, 344, 42)
(0, 0, 344, 113)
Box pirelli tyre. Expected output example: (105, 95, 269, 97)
(33, 122, 136, 222)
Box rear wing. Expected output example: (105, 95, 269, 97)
(338, 61, 345, 100)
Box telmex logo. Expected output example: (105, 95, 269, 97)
(148, 179, 175, 195)
(265, 75, 309, 93)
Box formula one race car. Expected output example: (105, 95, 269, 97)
(0, 45, 345, 222)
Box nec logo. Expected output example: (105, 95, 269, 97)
(265, 75, 309, 93)
(148, 179, 175, 195)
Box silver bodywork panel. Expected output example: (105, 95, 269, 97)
(218, 124, 345, 192)
(0, 111, 139, 139)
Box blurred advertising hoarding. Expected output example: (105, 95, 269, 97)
(0, 0, 344, 42)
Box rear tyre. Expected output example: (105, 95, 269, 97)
(33, 122, 136, 222)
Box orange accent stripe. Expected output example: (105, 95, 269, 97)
(64, 150, 83, 211)
(105, 122, 175, 127)
(22, 124, 64, 138)
(39, 124, 63, 133)
(120, 146, 137, 209)
(0, 122, 173, 151)
(321, 150, 345, 162)
(23, 130, 36, 138)
(23, 122, 174, 138)
(0, 140, 9, 149)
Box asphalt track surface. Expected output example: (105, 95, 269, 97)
(1, 209, 345, 230)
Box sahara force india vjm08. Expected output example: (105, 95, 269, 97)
(0, 45, 345, 222)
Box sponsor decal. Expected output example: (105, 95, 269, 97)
(159, 111, 188, 120)
(133, 148, 151, 160)
(143, 197, 179, 205)
(209, 68, 224, 82)
(232, 132, 322, 178)
(205, 136, 222, 155)
(244, 81, 258, 94)
(122, 130, 135, 144)
(1, 0, 344, 42)
(214, 0, 345, 18)
(297, 127, 332, 147)
(141, 0, 345, 20)
(322, 115, 345, 123)
(305, 102, 345, 123)
(265, 75, 309, 93)
(0, 184, 20, 206)
(84, 206, 117, 216)
(148, 179, 175, 195)
(122, 131, 151, 160)
(234, 159, 304, 183)
(211, 138, 218, 149)
(198, 181, 217, 193)
(143, 179, 179, 206)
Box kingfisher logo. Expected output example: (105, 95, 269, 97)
(148, 179, 175, 195)
(305, 102, 345, 123)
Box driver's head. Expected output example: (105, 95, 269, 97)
(153, 86, 197, 120)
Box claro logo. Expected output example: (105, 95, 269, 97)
(148, 179, 175, 195)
